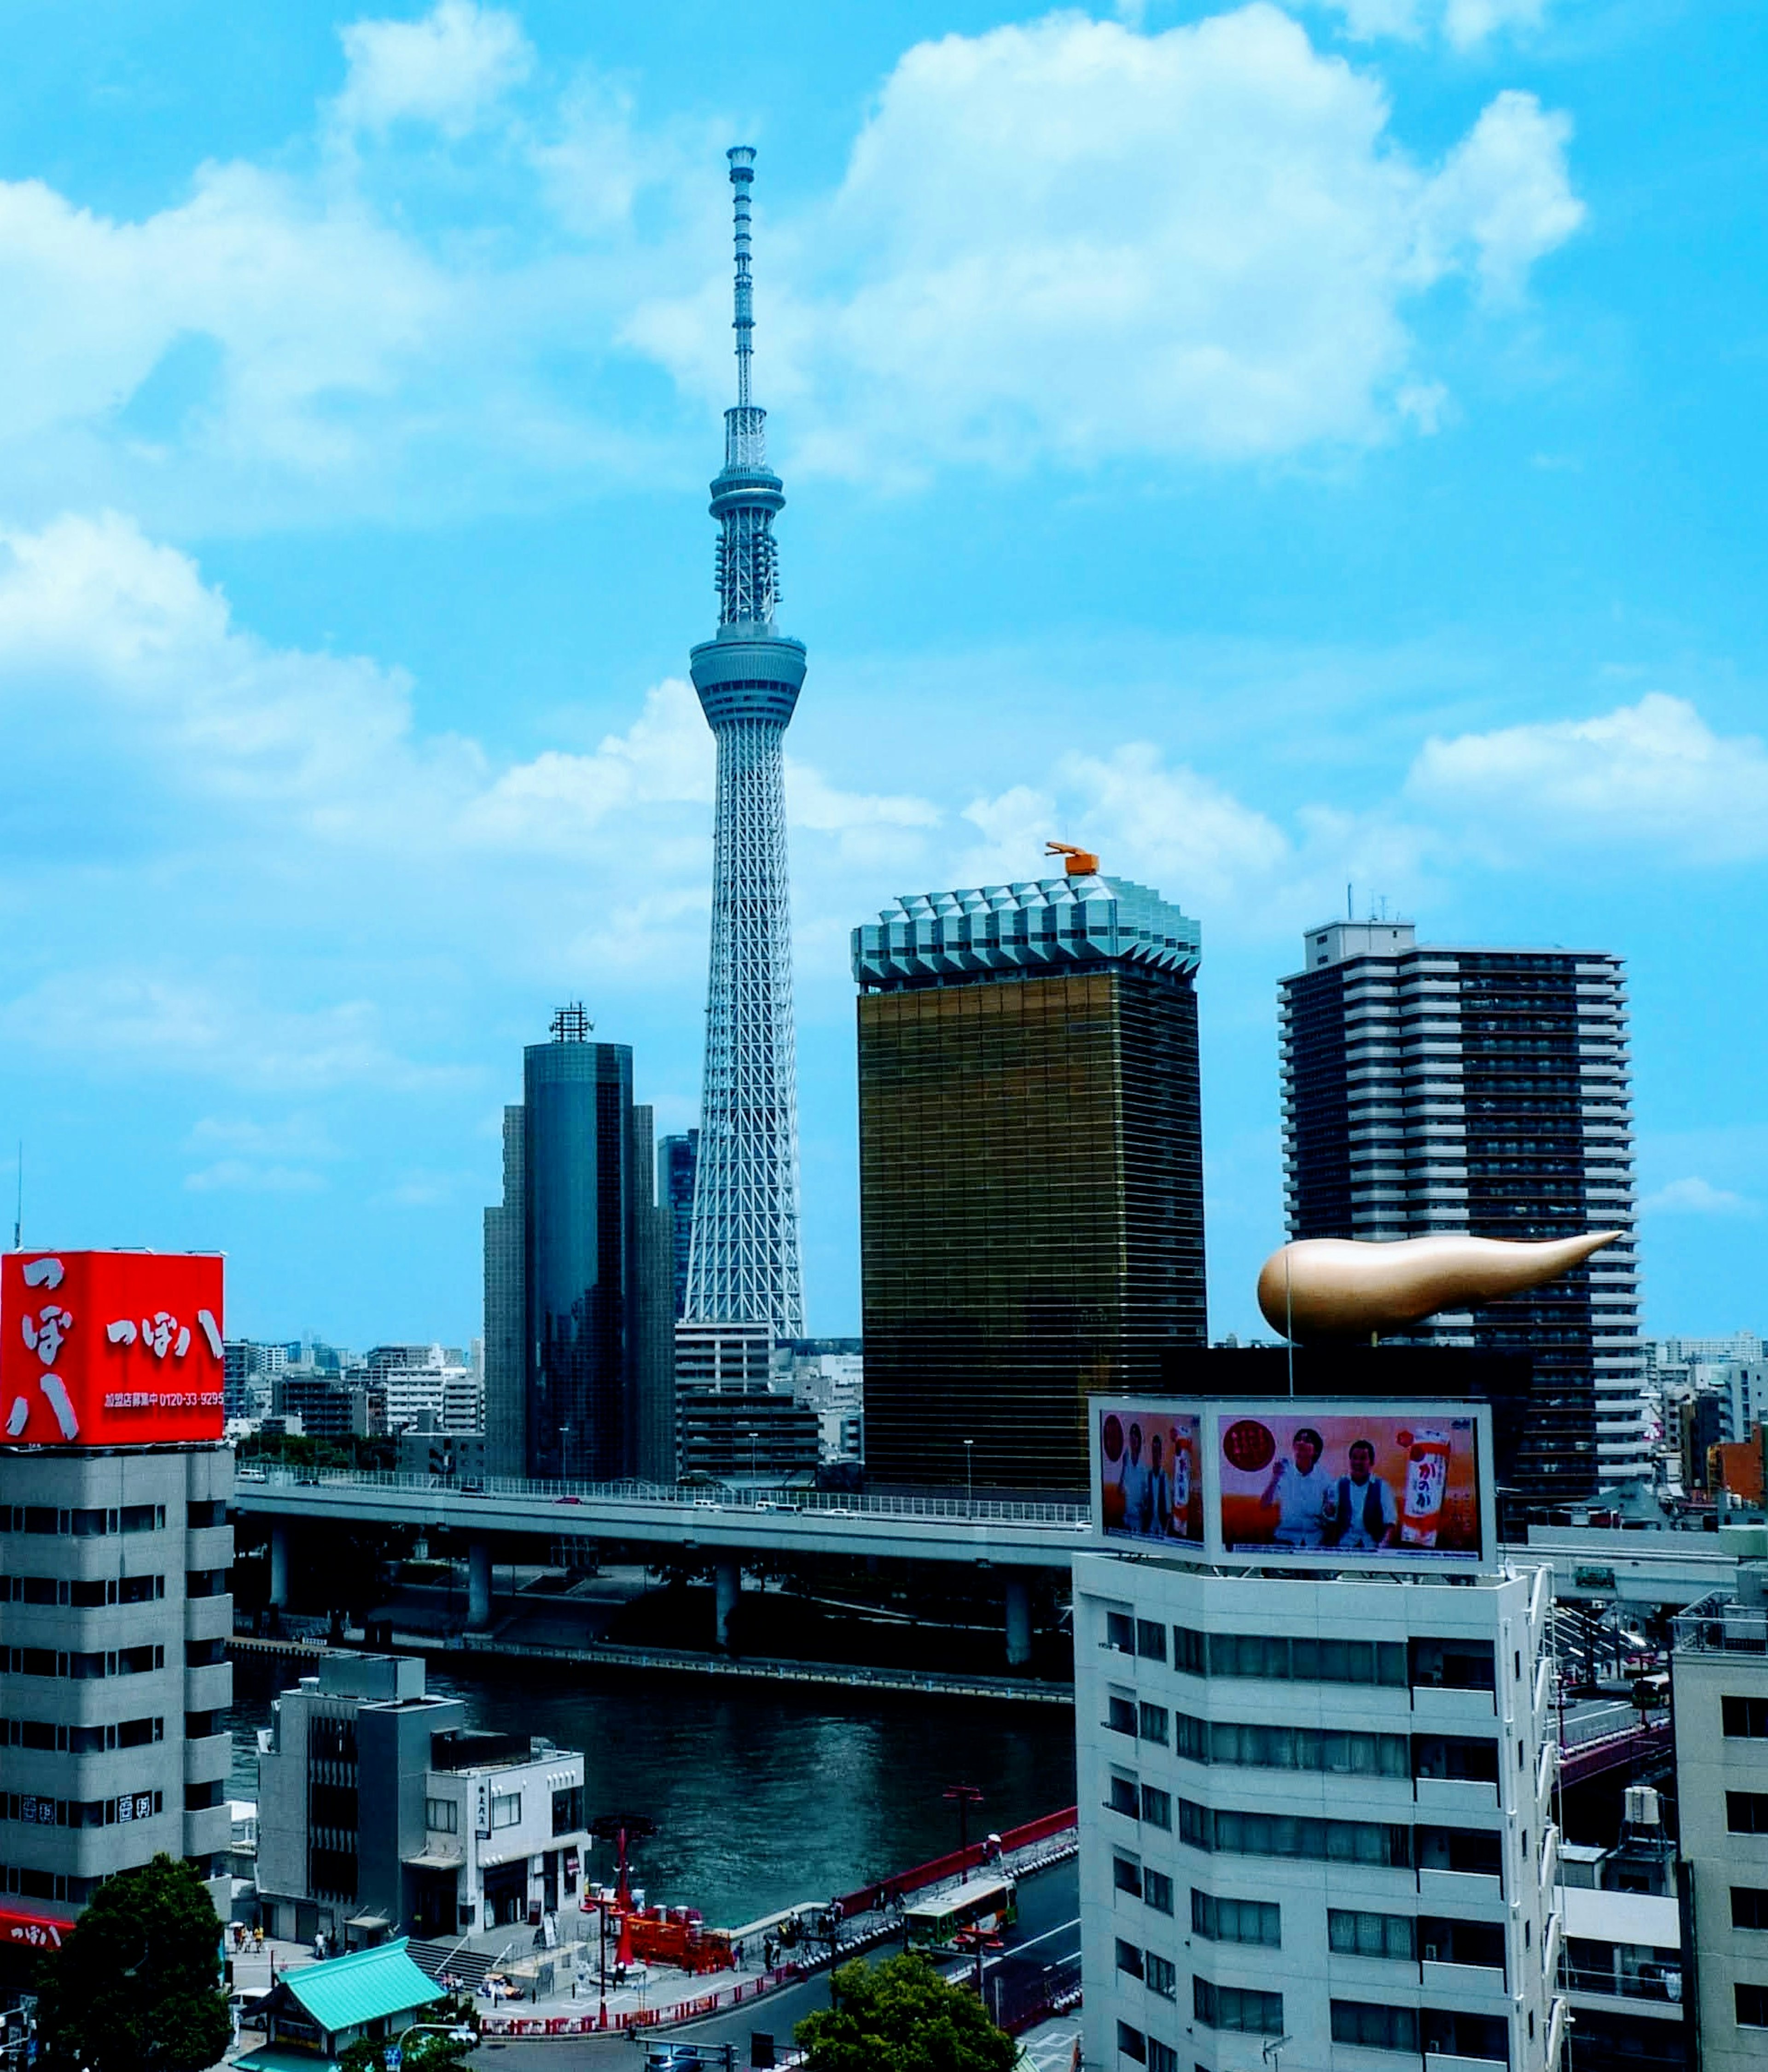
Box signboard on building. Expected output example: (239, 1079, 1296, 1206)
(1, 1251, 224, 1447)
(1089, 1396, 1493, 1571)
(1095, 1406, 1202, 1547)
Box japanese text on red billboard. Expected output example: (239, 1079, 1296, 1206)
(1215, 1407, 1484, 1564)
(2, 1251, 224, 1448)
(1096, 1403, 1203, 1547)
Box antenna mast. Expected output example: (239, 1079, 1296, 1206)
(729, 145, 755, 410)
(12, 1140, 20, 1250)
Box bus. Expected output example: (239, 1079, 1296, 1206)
(904, 1874, 1018, 1952)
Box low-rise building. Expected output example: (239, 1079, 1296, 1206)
(236, 1938, 445, 2071)
(255, 1654, 589, 1945)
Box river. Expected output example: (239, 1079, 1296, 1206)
(224, 1652, 1076, 1930)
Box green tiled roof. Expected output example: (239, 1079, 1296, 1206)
(282, 1939, 441, 2034)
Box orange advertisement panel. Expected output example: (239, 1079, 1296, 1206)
(1215, 1408, 1483, 1564)
(2, 1251, 224, 1448)
(1095, 1403, 1203, 1547)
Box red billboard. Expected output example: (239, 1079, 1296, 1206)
(2, 1251, 224, 1447)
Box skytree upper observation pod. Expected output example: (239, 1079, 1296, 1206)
(684, 146, 806, 1338)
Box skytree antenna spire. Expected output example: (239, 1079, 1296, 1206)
(683, 146, 806, 1338)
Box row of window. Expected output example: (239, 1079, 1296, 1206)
(0, 1715, 163, 1751)
(1107, 1716, 1502, 1786)
(2, 1506, 166, 1537)
(0, 1575, 166, 1607)
(1120, 2001, 1511, 2065)
(2, 1645, 165, 1679)
(3, 1790, 163, 1828)
(1107, 1617, 1498, 1694)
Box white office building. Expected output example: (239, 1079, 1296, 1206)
(1076, 1550, 1563, 2072)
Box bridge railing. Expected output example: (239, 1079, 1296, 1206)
(236, 1464, 1091, 1528)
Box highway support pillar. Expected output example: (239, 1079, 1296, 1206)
(715, 1556, 741, 1651)
(468, 1539, 493, 1632)
(268, 1525, 289, 1610)
(1005, 1576, 1032, 1669)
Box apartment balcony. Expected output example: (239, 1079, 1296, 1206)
(1422, 1959, 1508, 2002)
(1411, 1684, 1495, 1726)
(186, 1660, 231, 1713)
(184, 1801, 232, 1858)
(1414, 1777, 1499, 1817)
(186, 1524, 234, 1571)
(1417, 1868, 1504, 1910)
(185, 1594, 233, 1645)
(1426, 2053, 1511, 2072)
(186, 1731, 232, 1785)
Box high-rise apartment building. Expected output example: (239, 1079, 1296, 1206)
(658, 1131, 699, 1320)
(682, 148, 806, 1341)
(1279, 920, 1645, 1504)
(481, 1009, 675, 1483)
(853, 862, 1205, 1492)
(1076, 1547, 1562, 2072)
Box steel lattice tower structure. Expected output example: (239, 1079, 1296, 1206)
(682, 146, 806, 1337)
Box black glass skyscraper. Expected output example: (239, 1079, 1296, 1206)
(658, 1130, 699, 1320)
(852, 862, 1206, 1493)
(483, 1008, 675, 1483)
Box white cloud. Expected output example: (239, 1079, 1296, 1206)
(1407, 693, 1768, 864)
(1642, 1177, 1760, 1218)
(1419, 91, 1584, 301)
(634, 6, 1584, 476)
(185, 1160, 328, 1195)
(335, 1, 534, 138)
(1317, 0, 1548, 45)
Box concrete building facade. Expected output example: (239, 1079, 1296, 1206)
(1671, 1571, 1768, 2072)
(255, 1655, 589, 1945)
(1075, 1547, 1562, 2072)
(1279, 920, 1645, 1505)
(0, 1443, 233, 1927)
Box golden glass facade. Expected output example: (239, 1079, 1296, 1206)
(859, 966, 1205, 1492)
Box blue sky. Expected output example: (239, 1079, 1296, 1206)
(0, 0, 1762, 1349)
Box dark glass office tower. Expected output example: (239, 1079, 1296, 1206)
(853, 864, 1205, 1493)
(483, 1007, 675, 1483)
(1279, 921, 1642, 1507)
(658, 1130, 700, 1320)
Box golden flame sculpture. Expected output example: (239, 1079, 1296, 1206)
(1256, 1231, 1622, 1343)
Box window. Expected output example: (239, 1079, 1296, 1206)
(1145, 1953, 1176, 1999)
(1332, 2001, 1421, 2053)
(1139, 1703, 1169, 1746)
(1172, 1626, 1206, 1676)
(1191, 1891, 1280, 1947)
(1113, 1855, 1142, 1898)
(1193, 1979, 1284, 2035)
(551, 1785, 582, 1835)
(1734, 1888, 1768, 1930)
(1330, 1910, 1416, 1960)
(1117, 1938, 1144, 1980)
(1137, 1620, 1167, 1663)
(1140, 1786, 1171, 1830)
(1726, 1697, 1768, 1740)
(489, 1793, 521, 1830)
(1180, 1801, 1412, 1868)
(1181, 1716, 1408, 1778)
(1411, 1638, 1495, 1692)
(1108, 1694, 1139, 1736)
(1109, 1775, 1140, 1818)
(119, 1575, 164, 1605)
(1144, 1869, 1174, 1915)
(1727, 1794, 1768, 1836)
(1205, 1632, 1407, 1688)
(1107, 1612, 1135, 1654)
(425, 1798, 459, 1833)
(1147, 2043, 1178, 2072)
(1739, 1984, 1768, 2029)
(1117, 2021, 1147, 2063)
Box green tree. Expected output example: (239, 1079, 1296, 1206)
(34, 1854, 230, 2072)
(338, 2028, 475, 2072)
(794, 1952, 1018, 2072)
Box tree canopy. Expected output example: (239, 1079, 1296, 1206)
(34, 1853, 231, 2072)
(794, 1952, 1018, 2072)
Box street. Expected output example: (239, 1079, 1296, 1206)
(474, 1855, 1080, 2069)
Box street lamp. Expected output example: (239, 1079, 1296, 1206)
(964, 1438, 975, 1517)
(747, 1430, 760, 1484)
(942, 1782, 984, 1860)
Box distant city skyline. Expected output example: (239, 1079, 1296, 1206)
(0, 2, 1761, 1347)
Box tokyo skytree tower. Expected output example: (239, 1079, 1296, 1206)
(682, 146, 806, 1337)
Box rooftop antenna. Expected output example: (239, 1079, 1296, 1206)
(728, 144, 756, 411)
(12, 1141, 19, 1250)
(1346, 882, 1353, 922)
(550, 1003, 593, 1044)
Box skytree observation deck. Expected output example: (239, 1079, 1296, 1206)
(684, 147, 806, 1339)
